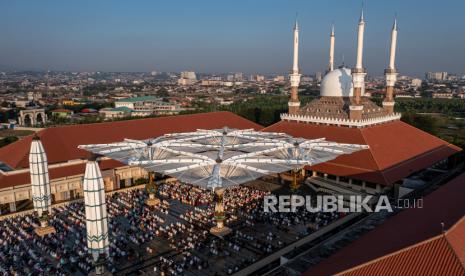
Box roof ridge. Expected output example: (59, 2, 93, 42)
(358, 128, 382, 171)
(334, 234, 453, 275)
(446, 214, 465, 235)
(358, 129, 387, 182)
(445, 214, 465, 269)
(444, 233, 465, 270)
(260, 120, 282, 131)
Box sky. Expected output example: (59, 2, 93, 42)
(0, 0, 464, 77)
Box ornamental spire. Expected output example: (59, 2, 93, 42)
(329, 24, 335, 72)
(292, 17, 299, 74)
(388, 16, 398, 70)
(29, 134, 56, 236)
(83, 156, 110, 274)
(355, 5, 366, 70)
(29, 135, 51, 217)
(384, 16, 399, 114)
(288, 16, 301, 115)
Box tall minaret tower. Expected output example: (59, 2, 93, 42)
(83, 155, 111, 275)
(350, 8, 366, 121)
(383, 17, 398, 114)
(29, 135, 56, 236)
(328, 24, 335, 72)
(288, 19, 301, 115)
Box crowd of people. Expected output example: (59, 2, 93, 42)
(0, 181, 345, 276)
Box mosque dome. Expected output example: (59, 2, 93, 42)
(320, 67, 353, 97)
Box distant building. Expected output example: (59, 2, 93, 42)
(432, 92, 454, 99)
(133, 100, 181, 115)
(315, 72, 322, 82)
(234, 72, 243, 81)
(115, 96, 158, 109)
(18, 108, 47, 126)
(51, 109, 73, 118)
(99, 107, 132, 119)
(274, 75, 285, 82)
(61, 99, 79, 106)
(426, 72, 448, 82)
(249, 75, 265, 82)
(178, 78, 195, 86)
(201, 80, 222, 86)
(27, 91, 42, 102)
(178, 71, 197, 85)
(114, 96, 180, 116)
(180, 71, 197, 80)
(411, 78, 422, 88)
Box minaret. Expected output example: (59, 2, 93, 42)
(328, 24, 335, 72)
(383, 17, 398, 114)
(288, 19, 301, 115)
(83, 155, 111, 276)
(29, 134, 56, 236)
(350, 8, 366, 121)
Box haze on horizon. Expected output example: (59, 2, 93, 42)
(0, 0, 464, 77)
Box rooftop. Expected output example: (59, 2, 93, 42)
(304, 171, 465, 275)
(264, 120, 461, 186)
(0, 112, 261, 170)
(115, 96, 159, 103)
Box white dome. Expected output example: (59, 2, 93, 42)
(320, 68, 353, 97)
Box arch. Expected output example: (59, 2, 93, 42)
(24, 114, 32, 127)
(36, 112, 44, 125)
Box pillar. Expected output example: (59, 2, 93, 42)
(210, 188, 231, 237)
(83, 156, 111, 275)
(29, 134, 55, 236)
(145, 172, 160, 206)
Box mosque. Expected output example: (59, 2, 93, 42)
(0, 10, 462, 276)
(265, 12, 460, 197)
(0, 11, 460, 213)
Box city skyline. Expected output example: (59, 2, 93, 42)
(0, 0, 464, 77)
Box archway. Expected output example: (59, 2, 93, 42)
(24, 114, 32, 127)
(36, 113, 44, 125)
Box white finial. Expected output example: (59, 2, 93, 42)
(355, 5, 366, 70)
(360, 3, 365, 23)
(329, 23, 335, 72)
(294, 12, 299, 30)
(292, 17, 300, 74)
(388, 16, 398, 70)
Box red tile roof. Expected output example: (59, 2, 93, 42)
(264, 120, 460, 186)
(304, 171, 465, 276)
(336, 234, 465, 276)
(0, 111, 262, 170)
(445, 215, 465, 268)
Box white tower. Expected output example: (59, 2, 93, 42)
(388, 18, 398, 70)
(83, 156, 110, 275)
(383, 17, 398, 114)
(29, 135, 55, 236)
(350, 8, 367, 120)
(328, 24, 335, 72)
(288, 19, 301, 115)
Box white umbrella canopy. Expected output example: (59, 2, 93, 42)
(78, 127, 368, 190)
